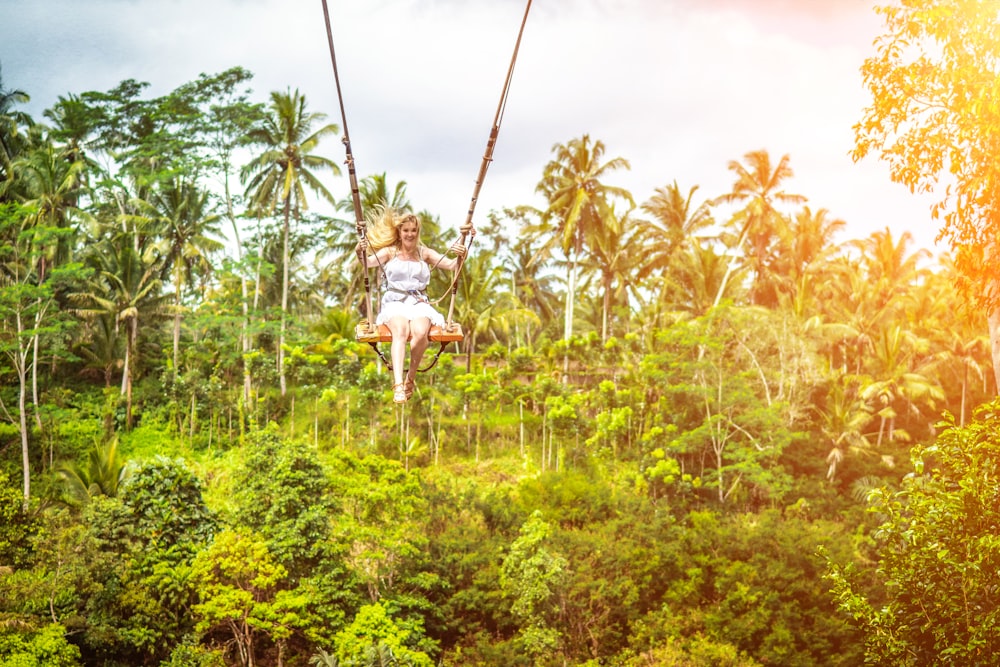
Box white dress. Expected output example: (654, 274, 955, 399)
(375, 255, 445, 326)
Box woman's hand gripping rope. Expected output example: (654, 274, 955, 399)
(449, 222, 475, 258)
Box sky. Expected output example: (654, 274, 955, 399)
(1, 0, 945, 254)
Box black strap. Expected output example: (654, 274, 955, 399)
(367, 341, 453, 374)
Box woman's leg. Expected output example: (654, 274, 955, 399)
(404, 317, 432, 387)
(385, 316, 410, 386)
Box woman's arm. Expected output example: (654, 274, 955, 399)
(356, 241, 391, 268)
(423, 242, 467, 272)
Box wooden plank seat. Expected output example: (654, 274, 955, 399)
(355, 321, 464, 344)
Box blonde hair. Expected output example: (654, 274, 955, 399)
(365, 206, 422, 252)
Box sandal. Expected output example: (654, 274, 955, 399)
(392, 383, 408, 404)
(404, 378, 416, 400)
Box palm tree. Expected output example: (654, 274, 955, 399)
(75, 234, 166, 429)
(580, 206, 645, 341)
(42, 92, 96, 168)
(147, 178, 223, 373)
(453, 251, 539, 370)
(785, 206, 845, 278)
(254, 222, 325, 326)
(860, 324, 943, 447)
(510, 236, 560, 343)
(929, 328, 990, 427)
(16, 138, 87, 427)
(193, 81, 267, 409)
(0, 66, 31, 188)
(361, 643, 399, 666)
(17, 140, 85, 265)
(779, 206, 846, 317)
(337, 171, 410, 215)
(75, 311, 123, 388)
(310, 308, 357, 343)
(535, 134, 633, 348)
(494, 206, 561, 344)
(712, 150, 805, 308)
(674, 241, 739, 316)
(242, 88, 340, 396)
(309, 648, 341, 666)
(819, 228, 930, 376)
(907, 253, 991, 425)
(636, 180, 714, 282)
(849, 227, 930, 328)
(818, 375, 874, 482)
(56, 436, 128, 506)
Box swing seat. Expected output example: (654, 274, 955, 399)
(355, 321, 464, 344)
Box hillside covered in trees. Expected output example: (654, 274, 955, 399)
(2, 5, 1000, 662)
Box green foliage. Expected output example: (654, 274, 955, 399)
(41, 389, 106, 461)
(120, 456, 217, 561)
(328, 449, 428, 602)
(499, 510, 567, 661)
(641, 307, 800, 506)
(620, 635, 762, 666)
(518, 470, 615, 528)
(55, 435, 126, 506)
(333, 602, 433, 667)
(828, 401, 1000, 665)
(231, 427, 332, 577)
(158, 635, 225, 667)
(0, 507, 103, 651)
(191, 529, 305, 666)
(2, 41, 993, 666)
(0, 623, 82, 667)
(227, 428, 360, 647)
(552, 504, 676, 662)
(0, 469, 34, 568)
(625, 508, 862, 666)
(52, 459, 218, 665)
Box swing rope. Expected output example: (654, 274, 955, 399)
(319, 0, 532, 370)
(441, 0, 533, 328)
(320, 0, 375, 335)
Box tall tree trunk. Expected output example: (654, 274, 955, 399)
(960, 364, 968, 427)
(563, 252, 576, 383)
(173, 269, 182, 376)
(989, 305, 1000, 395)
(253, 215, 265, 312)
(18, 342, 29, 506)
(713, 215, 756, 309)
(120, 318, 129, 398)
(10, 295, 32, 504)
(279, 202, 291, 397)
(601, 274, 611, 343)
(31, 258, 47, 431)
(224, 172, 253, 407)
(125, 317, 136, 430)
(31, 309, 42, 430)
(716, 439, 725, 504)
(251, 214, 265, 416)
(564, 255, 576, 342)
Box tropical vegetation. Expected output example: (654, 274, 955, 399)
(2, 1, 1000, 663)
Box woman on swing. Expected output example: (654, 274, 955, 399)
(356, 206, 469, 404)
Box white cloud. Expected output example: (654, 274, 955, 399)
(1, 0, 943, 251)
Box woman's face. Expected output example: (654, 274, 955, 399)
(399, 219, 420, 247)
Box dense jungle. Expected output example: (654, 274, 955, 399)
(4, 1, 1000, 664)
